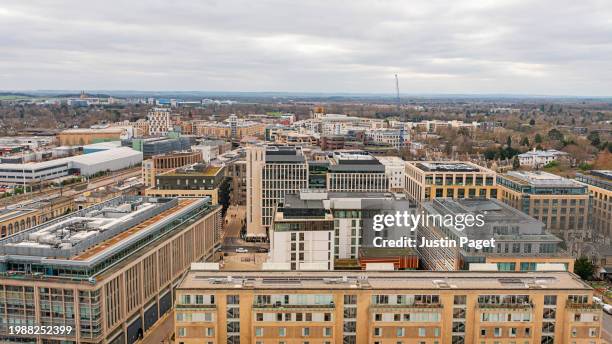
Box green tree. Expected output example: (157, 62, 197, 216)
(529, 118, 536, 125)
(574, 257, 595, 281)
(547, 128, 563, 141)
(535, 133, 543, 144)
(587, 131, 601, 147)
(512, 156, 520, 170)
(520, 137, 530, 146)
(506, 136, 512, 147)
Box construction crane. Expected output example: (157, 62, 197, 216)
(395, 74, 401, 110)
(395, 74, 406, 146)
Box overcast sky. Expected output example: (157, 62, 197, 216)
(1, 0, 611, 95)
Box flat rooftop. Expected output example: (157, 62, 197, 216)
(0, 208, 37, 223)
(576, 170, 612, 191)
(414, 161, 483, 173)
(0, 196, 203, 263)
(179, 270, 591, 291)
(426, 198, 538, 224)
(503, 171, 583, 188)
(163, 164, 222, 177)
(73, 199, 195, 261)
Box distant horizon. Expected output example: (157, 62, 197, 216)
(2, 89, 612, 100)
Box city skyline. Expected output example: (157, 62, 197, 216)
(1, 0, 612, 96)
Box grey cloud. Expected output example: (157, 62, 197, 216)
(0, 0, 611, 95)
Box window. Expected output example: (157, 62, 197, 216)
(344, 295, 357, 304)
(206, 328, 214, 337)
(227, 295, 240, 304)
(255, 328, 263, 337)
(302, 327, 310, 336)
(324, 327, 332, 337)
(256, 313, 263, 321)
(544, 295, 557, 306)
(397, 328, 405, 337)
(419, 328, 426, 337)
(178, 327, 186, 337)
(279, 328, 286, 337)
(374, 328, 381, 337)
(494, 328, 501, 337)
(454, 295, 467, 305)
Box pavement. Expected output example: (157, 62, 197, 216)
(220, 204, 269, 269)
(139, 310, 174, 344)
(603, 312, 612, 343)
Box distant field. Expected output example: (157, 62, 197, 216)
(0, 95, 34, 100)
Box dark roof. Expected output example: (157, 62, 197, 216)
(329, 164, 385, 172)
(265, 155, 305, 163)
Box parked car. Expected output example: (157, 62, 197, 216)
(603, 304, 612, 315)
(235, 248, 248, 253)
(593, 296, 604, 305)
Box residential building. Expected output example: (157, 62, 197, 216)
(517, 149, 569, 168)
(192, 119, 266, 139)
(364, 128, 408, 150)
(575, 170, 612, 244)
(141, 150, 202, 187)
(175, 269, 602, 344)
(147, 108, 172, 136)
(0, 196, 222, 344)
(269, 190, 417, 269)
(405, 161, 497, 201)
(418, 198, 572, 272)
(497, 171, 589, 250)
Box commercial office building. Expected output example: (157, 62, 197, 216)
(418, 198, 572, 272)
(174, 269, 602, 344)
(497, 171, 589, 248)
(246, 146, 309, 240)
(405, 161, 497, 201)
(575, 170, 612, 243)
(141, 150, 202, 187)
(145, 163, 226, 205)
(0, 196, 222, 344)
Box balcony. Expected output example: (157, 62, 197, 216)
(477, 301, 533, 310)
(370, 303, 443, 310)
(253, 301, 335, 310)
(175, 303, 217, 310)
(565, 303, 602, 311)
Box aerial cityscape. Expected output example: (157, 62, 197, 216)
(1, 1, 612, 344)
